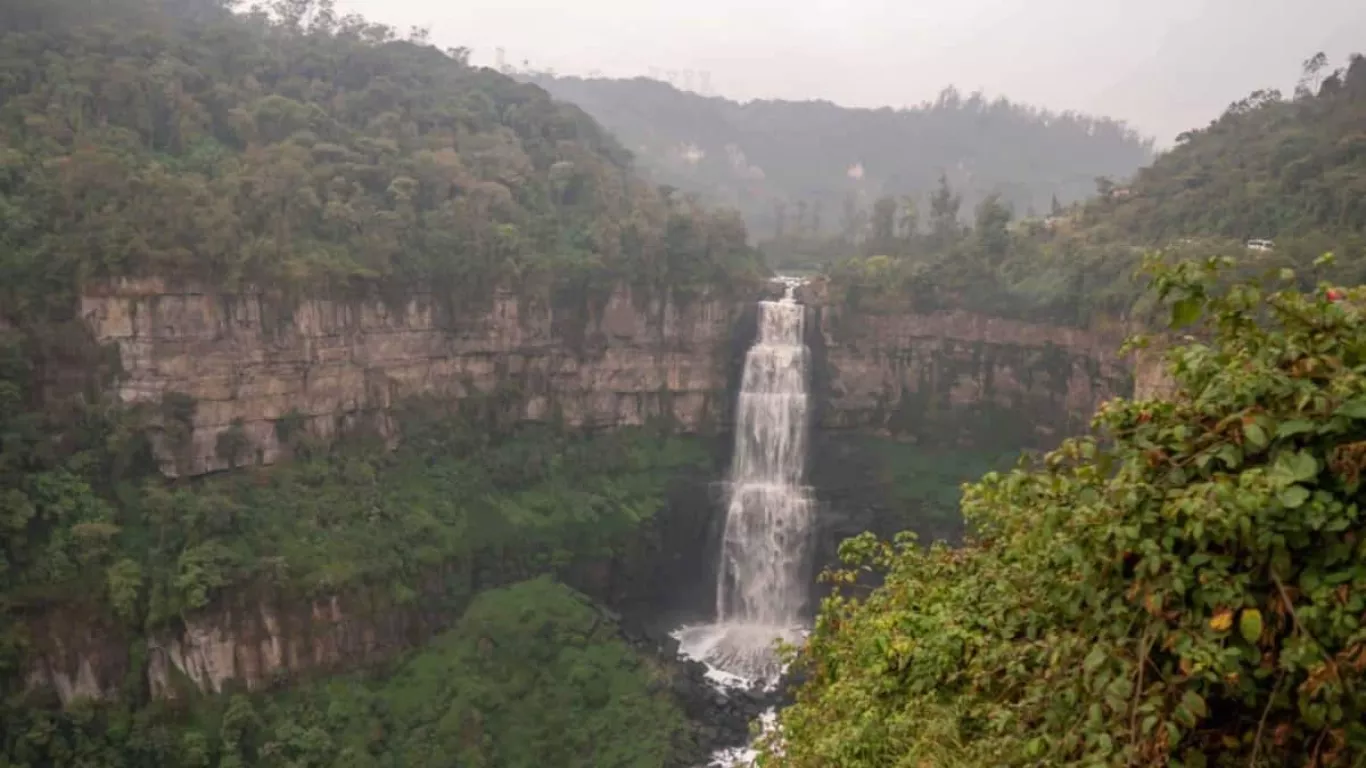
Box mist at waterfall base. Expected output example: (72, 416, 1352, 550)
(673, 277, 813, 765)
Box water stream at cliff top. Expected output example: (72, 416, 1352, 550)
(674, 276, 812, 766)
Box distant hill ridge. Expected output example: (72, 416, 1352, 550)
(529, 73, 1156, 237)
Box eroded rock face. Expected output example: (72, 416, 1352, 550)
(23, 609, 129, 704)
(142, 594, 429, 698)
(809, 304, 1132, 447)
(81, 279, 745, 476)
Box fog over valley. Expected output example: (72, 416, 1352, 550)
(333, 0, 1366, 143)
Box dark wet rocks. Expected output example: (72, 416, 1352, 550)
(620, 621, 788, 766)
(671, 660, 784, 766)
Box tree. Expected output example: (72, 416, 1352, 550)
(929, 172, 962, 247)
(896, 195, 919, 241)
(867, 196, 897, 255)
(974, 193, 1011, 260)
(840, 193, 865, 244)
(1297, 51, 1329, 98)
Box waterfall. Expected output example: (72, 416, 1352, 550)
(676, 278, 813, 684)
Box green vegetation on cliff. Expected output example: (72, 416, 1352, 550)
(1, 394, 709, 665)
(531, 75, 1154, 248)
(768, 260, 1366, 766)
(4, 578, 691, 767)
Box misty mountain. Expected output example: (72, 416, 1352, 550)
(528, 74, 1156, 238)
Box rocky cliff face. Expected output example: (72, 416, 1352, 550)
(80, 278, 1129, 475)
(26, 592, 426, 702)
(808, 302, 1131, 448)
(80, 279, 748, 476)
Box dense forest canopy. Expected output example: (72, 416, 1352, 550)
(0, 0, 766, 655)
(0, 0, 763, 329)
(529, 73, 1155, 244)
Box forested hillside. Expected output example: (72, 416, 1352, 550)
(1085, 54, 1366, 244)
(811, 53, 1366, 327)
(530, 74, 1155, 243)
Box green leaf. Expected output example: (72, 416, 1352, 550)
(1171, 296, 1202, 328)
(1181, 690, 1208, 719)
(1301, 568, 1322, 593)
(1239, 609, 1263, 645)
(1182, 749, 1209, 768)
(1243, 422, 1268, 451)
(1278, 485, 1310, 509)
(1287, 452, 1318, 482)
(1275, 419, 1315, 438)
(1274, 450, 1319, 483)
(1215, 443, 1242, 468)
(1337, 398, 1366, 420)
(1083, 645, 1107, 674)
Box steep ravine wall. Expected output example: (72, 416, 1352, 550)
(808, 302, 1132, 446)
(32, 280, 1133, 704)
(80, 278, 753, 476)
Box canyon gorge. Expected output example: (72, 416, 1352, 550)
(24, 276, 1138, 707)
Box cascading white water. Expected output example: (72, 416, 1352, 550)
(676, 278, 813, 685)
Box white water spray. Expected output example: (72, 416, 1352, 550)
(677, 277, 813, 685)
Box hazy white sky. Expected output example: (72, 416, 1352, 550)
(332, 0, 1365, 144)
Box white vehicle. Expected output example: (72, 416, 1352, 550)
(1246, 239, 1275, 252)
